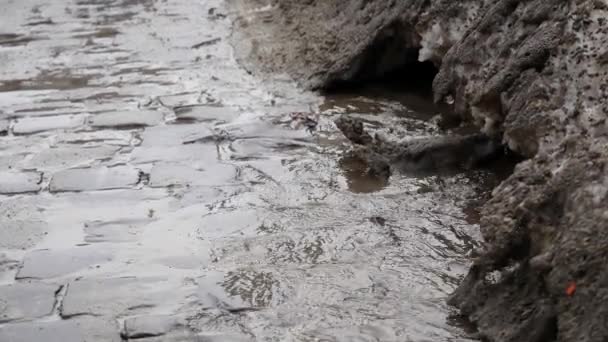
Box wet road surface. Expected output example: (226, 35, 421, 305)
(0, 1, 488, 341)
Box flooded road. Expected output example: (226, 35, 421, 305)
(0, 1, 490, 341)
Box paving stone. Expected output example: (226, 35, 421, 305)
(157, 93, 200, 108)
(122, 314, 186, 339)
(196, 210, 261, 240)
(57, 131, 134, 146)
(13, 115, 86, 135)
(149, 163, 236, 187)
(84, 218, 153, 243)
(0, 282, 59, 323)
(23, 145, 121, 171)
(0, 154, 28, 171)
(49, 166, 140, 192)
(174, 105, 239, 123)
(17, 247, 113, 279)
(7, 101, 86, 118)
(130, 144, 217, 164)
(137, 332, 253, 342)
(0, 317, 121, 342)
(0, 120, 8, 135)
(132, 331, 200, 342)
(138, 123, 214, 147)
(0, 171, 42, 194)
(0, 220, 47, 249)
(89, 110, 164, 128)
(197, 334, 255, 342)
(61, 277, 186, 317)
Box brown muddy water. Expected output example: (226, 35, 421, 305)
(0, 1, 505, 341)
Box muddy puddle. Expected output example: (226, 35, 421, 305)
(0, 0, 508, 341)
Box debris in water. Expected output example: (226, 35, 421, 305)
(289, 112, 319, 134)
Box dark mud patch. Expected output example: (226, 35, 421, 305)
(322, 84, 452, 122)
(338, 154, 389, 193)
(320, 29, 459, 128)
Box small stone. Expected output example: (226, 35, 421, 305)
(529, 252, 553, 271)
(0, 171, 42, 194)
(49, 166, 140, 192)
(0, 282, 59, 322)
(89, 110, 163, 128)
(13, 115, 86, 135)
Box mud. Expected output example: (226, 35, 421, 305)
(334, 115, 504, 177)
(0, 0, 504, 341)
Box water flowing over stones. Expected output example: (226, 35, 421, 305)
(229, 0, 608, 341)
(0, 0, 523, 341)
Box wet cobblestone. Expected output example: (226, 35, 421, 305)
(0, 0, 483, 340)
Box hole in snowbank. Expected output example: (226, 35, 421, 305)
(322, 20, 524, 199)
(321, 20, 446, 121)
(323, 20, 438, 94)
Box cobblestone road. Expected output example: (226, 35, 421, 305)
(0, 1, 482, 341)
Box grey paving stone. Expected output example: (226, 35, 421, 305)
(0, 171, 42, 194)
(84, 218, 153, 243)
(122, 314, 186, 339)
(57, 131, 133, 146)
(0, 120, 8, 135)
(23, 145, 121, 171)
(149, 163, 236, 187)
(174, 105, 238, 123)
(8, 101, 86, 118)
(0, 220, 47, 249)
(17, 247, 113, 279)
(138, 123, 214, 147)
(0, 317, 121, 342)
(61, 277, 181, 317)
(89, 110, 164, 128)
(157, 93, 200, 108)
(197, 334, 254, 342)
(130, 144, 217, 164)
(13, 115, 86, 135)
(49, 166, 140, 192)
(130, 331, 199, 342)
(138, 332, 253, 342)
(0, 282, 59, 323)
